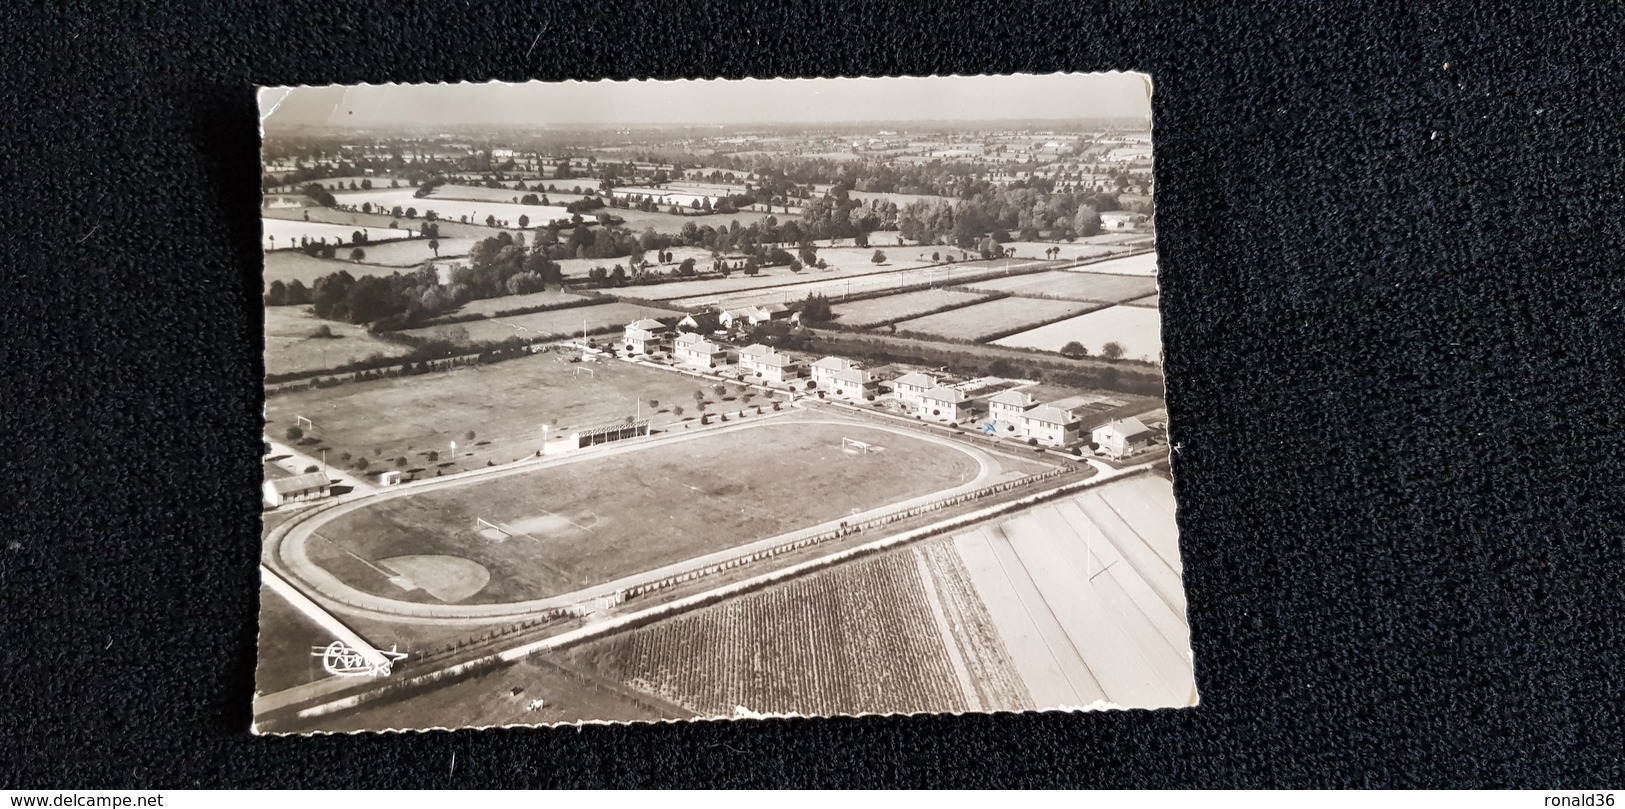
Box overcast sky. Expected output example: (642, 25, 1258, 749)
(260, 73, 1150, 129)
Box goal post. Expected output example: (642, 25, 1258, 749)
(841, 437, 872, 454)
(296, 415, 315, 430)
(474, 517, 510, 542)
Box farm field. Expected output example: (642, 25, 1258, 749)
(263, 306, 412, 377)
(253, 584, 336, 694)
(1124, 293, 1160, 308)
(662, 257, 1057, 310)
(950, 475, 1194, 710)
(960, 271, 1157, 303)
(261, 218, 416, 249)
(893, 297, 1097, 342)
(996, 241, 1120, 262)
(355, 237, 477, 266)
(314, 420, 985, 603)
(829, 288, 989, 328)
(262, 206, 496, 240)
(992, 304, 1163, 363)
(337, 188, 570, 228)
(420, 289, 589, 323)
(265, 352, 750, 474)
(1059, 250, 1158, 277)
(618, 251, 935, 306)
(567, 548, 998, 717)
(264, 251, 394, 287)
(395, 301, 673, 346)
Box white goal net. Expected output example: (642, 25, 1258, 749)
(841, 437, 877, 455)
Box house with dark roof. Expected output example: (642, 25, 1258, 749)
(676, 311, 722, 334)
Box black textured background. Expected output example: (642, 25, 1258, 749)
(3, 1, 1623, 789)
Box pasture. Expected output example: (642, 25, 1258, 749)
(336, 189, 570, 228)
(960, 271, 1157, 303)
(314, 420, 982, 603)
(1123, 292, 1160, 308)
(1059, 250, 1159, 277)
(263, 306, 412, 378)
(261, 218, 416, 250)
(991, 305, 1163, 363)
(828, 288, 989, 328)
(356, 237, 477, 266)
(396, 301, 674, 346)
(262, 206, 496, 240)
(419, 289, 589, 323)
(892, 297, 1097, 342)
(265, 352, 745, 474)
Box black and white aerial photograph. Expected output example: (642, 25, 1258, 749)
(253, 72, 1192, 734)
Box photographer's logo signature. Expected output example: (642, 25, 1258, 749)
(313, 641, 408, 677)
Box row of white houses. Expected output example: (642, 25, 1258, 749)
(624, 318, 1158, 458)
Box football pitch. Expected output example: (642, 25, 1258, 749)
(303, 418, 994, 606)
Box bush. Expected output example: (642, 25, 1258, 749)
(284, 426, 303, 442)
(354, 457, 370, 471)
(1027, 437, 1039, 446)
(303, 465, 318, 473)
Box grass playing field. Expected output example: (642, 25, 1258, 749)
(313, 419, 984, 604)
(264, 352, 767, 474)
(891, 297, 1097, 341)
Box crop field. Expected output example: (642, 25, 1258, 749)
(568, 549, 982, 717)
(622, 253, 933, 307)
(261, 218, 417, 249)
(265, 352, 716, 471)
(661, 257, 1056, 311)
(949, 476, 1194, 710)
(354, 237, 478, 266)
(337, 189, 570, 228)
(991, 305, 1163, 362)
(960, 271, 1157, 303)
(828, 288, 989, 328)
(313, 420, 984, 603)
(263, 306, 413, 377)
(395, 301, 673, 346)
(1058, 251, 1158, 277)
(1123, 292, 1160, 308)
(892, 297, 1097, 342)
